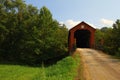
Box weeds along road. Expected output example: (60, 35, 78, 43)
(77, 48, 120, 80)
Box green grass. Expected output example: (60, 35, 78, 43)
(0, 55, 80, 80)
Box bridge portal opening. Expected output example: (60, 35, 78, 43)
(74, 30, 91, 48)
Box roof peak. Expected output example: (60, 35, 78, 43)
(69, 21, 96, 31)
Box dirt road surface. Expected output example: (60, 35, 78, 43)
(77, 48, 120, 80)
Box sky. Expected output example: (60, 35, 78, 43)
(25, 0, 120, 29)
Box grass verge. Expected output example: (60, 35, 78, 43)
(0, 54, 81, 80)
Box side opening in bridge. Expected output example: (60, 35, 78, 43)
(74, 30, 91, 48)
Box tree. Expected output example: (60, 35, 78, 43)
(0, 0, 68, 65)
(111, 19, 120, 55)
(97, 19, 120, 56)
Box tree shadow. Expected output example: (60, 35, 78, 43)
(0, 53, 69, 67)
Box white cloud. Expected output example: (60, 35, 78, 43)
(100, 18, 114, 27)
(60, 20, 96, 29)
(60, 19, 114, 29)
(87, 22, 97, 28)
(60, 20, 80, 29)
(65, 20, 81, 29)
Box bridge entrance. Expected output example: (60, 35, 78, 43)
(68, 21, 96, 52)
(74, 30, 90, 48)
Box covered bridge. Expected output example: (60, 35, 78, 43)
(68, 21, 96, 52)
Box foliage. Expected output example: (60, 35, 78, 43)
(95, 19, 120, 56)
(0, 55, 80, 80)
(0, 0, 68, 65)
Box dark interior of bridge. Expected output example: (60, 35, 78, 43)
(74, 30, 90, 48)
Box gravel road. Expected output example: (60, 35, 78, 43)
(77, 48, 120, 80)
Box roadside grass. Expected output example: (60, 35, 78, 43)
(73, 50, 84, 80)
(0, 54, 81, 80)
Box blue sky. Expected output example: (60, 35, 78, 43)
(25, 0, 120, 29)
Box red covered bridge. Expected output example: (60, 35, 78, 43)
(68, 21, 96, 52)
